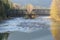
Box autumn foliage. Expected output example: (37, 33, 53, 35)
(50, 0, 60, 40)
(26, 4, 34, 13)
(50, 0, 60, 21)
(25, 4, 36, 19)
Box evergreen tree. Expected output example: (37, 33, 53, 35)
(0, 0, 10, 19)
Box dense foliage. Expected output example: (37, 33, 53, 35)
(0, 0, 11, 20)
(50, 0, 60, 40)
(50, 0, 60, 21)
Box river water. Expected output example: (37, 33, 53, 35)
(0, 16, 54, 40)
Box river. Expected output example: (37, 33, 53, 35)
(0, 16, 54, 40)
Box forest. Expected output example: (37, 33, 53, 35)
(0, 0, 12, 20)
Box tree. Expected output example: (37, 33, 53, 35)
(0, 0, 10, 19)
(50, 0, 60, 40)
(25, 4, 36, 19)
(26, 4, 34, 13)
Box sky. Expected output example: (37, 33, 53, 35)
(10, 0, 52, 8)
